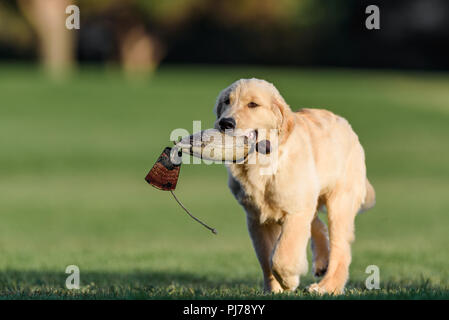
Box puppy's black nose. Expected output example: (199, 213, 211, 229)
(219, 117, 236, 131)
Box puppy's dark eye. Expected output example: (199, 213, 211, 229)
(224, 98, 230, 105)
(248, 102, 259, 108)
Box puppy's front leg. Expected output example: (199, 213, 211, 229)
(271, 210, 315, 291)
(246, 216, 282, 293)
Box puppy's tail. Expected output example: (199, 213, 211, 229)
(359, 178, 376, 213)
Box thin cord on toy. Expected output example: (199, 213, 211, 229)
(170, 190, 217, 235)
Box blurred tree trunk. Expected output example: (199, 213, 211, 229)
(18, 0, 75, 78)
(118, 25, 164, 78)
(115, 15, 164, 78)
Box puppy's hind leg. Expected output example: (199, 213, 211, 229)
(311, 215, 329, 277)
(308, 189, 362, 295)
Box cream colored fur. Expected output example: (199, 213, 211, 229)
(213, 79, 375, 295)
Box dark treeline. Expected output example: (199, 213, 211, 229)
(1, 0, 448, 71)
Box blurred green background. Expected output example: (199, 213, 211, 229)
(0, 66, 448, 298)
(0, 0, 448, 299)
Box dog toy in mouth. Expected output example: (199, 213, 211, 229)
(145, 128, 271, 234)
(174, 128, 257, 162)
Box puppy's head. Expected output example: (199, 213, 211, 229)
(213, 78, 292, 137)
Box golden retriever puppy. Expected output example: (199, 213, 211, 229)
(213, 78, 375, 295)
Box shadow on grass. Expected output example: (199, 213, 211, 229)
(0, 270, 447, 299)
(0, 269, 262, 299)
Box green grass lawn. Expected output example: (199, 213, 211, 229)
(0, 65, 448, 299)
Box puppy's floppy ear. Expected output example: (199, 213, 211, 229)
(272, 91, 294, 140)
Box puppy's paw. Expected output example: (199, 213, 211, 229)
(308, 282, 345, 295)
(308, 283, 326, 295)
(264, 278, 284, 294)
